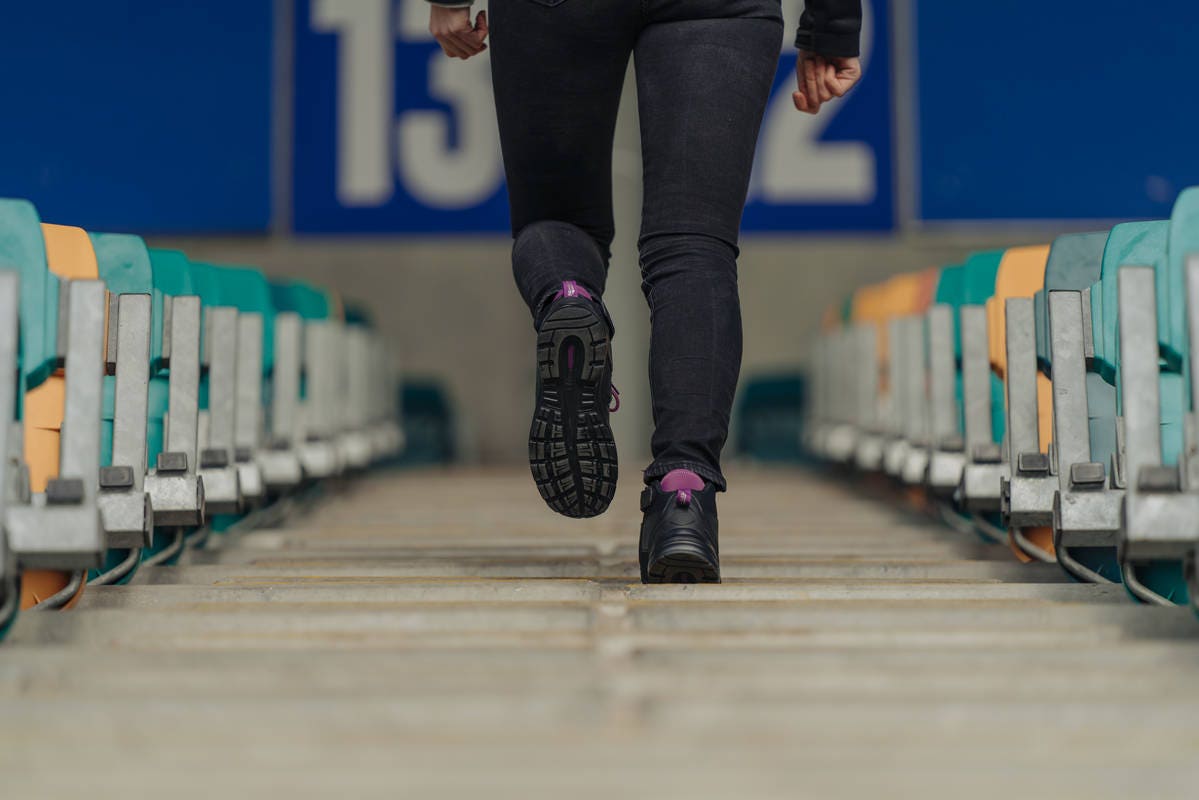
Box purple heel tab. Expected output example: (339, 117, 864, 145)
(660, 469, 705, 492)
(554, 280, 594, 302)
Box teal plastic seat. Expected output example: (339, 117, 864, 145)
(0, 199, 59, 403)
(933, 264, 967, 435)
(1115, 191, 1199, 604)
(143, 249, 196, 564)
(89, 233, 155, 583)
(933, 254, 1006, 446)
(1090, 222, 1169, 386)
(215, 263, 276, 456)
(1035, 232, 1120, 582)
(91, 234, 154, 467)
(271, 279, 334, 321)
(146, 250, 194, 471)
(271, 279, 336, 408)
(1166, 189, 1199, 378)
(961, 251, 1006, 445)
(214, 264, 275, 374)
(931, 254, 1006, 536)
(1090, 223, 1169, 457)
(1166, 189, 1199, 611)
(192, 261, 274, 532)
(187, 261, 226, 419)
(0, 198, 60, 636)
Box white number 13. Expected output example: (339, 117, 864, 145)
(312, 0, 503, 210)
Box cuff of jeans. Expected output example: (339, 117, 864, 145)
(644, 462, 727, 492)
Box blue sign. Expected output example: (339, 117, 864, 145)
(743, 0, 894, 232)
(917, 0, 1199, 221)
(0, 2, 272, 234)
(294, 0, 894, 234)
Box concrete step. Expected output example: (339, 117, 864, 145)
(7, 466, 1199, 799)
(135, 558, 1070, 584)
(11, 596, 1194, 652)
(5, 645, 1199, 702)
(77, 579, 1127, 609)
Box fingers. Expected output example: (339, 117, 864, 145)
(430, 7, 488, 60)
(823, 62, 846, 98)
(448, 30, 486, 57)
(436, 36, 470, 59)
(803, 57, 824, 115)
(793, 55, 820, 114)
(830, 57, 863, 97)
(795, 53, 863, 112)
(818, 62, 834, 103)
(793, 57, 810, 112)
(449, 10, 489, 56)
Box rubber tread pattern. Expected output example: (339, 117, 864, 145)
(528, 300, 617, 518)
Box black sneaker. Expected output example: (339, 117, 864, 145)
(528, 281, 618, 518)
(639, 469, 721, 584)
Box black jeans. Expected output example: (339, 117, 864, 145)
(490, 0, 784, 491)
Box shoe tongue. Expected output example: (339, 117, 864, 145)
(660, 469, 704, 492)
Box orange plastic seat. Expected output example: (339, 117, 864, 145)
(985, 245, 1053, 562)
(20, 224, 101, 610)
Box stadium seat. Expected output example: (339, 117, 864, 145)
(0, 270, 21, 635)
(0, 196, 404, 642)
(89, 232, 156, 585)
(925, 265, 966, 497)
(1033, 232, 1125, 584)
(847, 282, 890, 471)
(16, 222, 105, 608)
(1117, 189, 1199, 604)
(879, 269, 941, 481)
(943, 254, 1007, 520)
(140, 249, 205, 564)
(985, 245, 1054, 562)
(187, 260, 243, 523)
(209, 264, 274, 510)
(1, 213, 107, 610)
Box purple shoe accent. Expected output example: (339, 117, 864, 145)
(660, 469, 705, 492)
(553, 280, 593, 302)
(567, 345, 575, 371)
(608, 385, 621, 413)
(676, 488, 692, 507)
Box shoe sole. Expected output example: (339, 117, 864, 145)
(528, 301, 617, 518)
(645, 542, 722, 584)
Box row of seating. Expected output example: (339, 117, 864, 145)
(0, 198, 403, 639)
(806, 187, 1199, 616)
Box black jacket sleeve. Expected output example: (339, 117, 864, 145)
(795, 0, 862, 58)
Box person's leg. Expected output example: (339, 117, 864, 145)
(634, 10, 784, 491)
(489, 1, 638, 517)
(488, 1, 638, 318)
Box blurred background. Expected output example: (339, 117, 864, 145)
(3, 0, 1197, 470)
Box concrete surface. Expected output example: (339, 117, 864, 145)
(3, 466, 1199, 798)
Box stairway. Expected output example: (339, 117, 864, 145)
(4, 467, 1199, 798)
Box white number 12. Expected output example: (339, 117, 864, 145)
(753, 0, 876, 204)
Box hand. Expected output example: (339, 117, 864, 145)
(429, 7, 489, 59)
(792, 52, 861, 115)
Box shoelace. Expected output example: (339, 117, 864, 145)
(609, 385, 621, 413)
